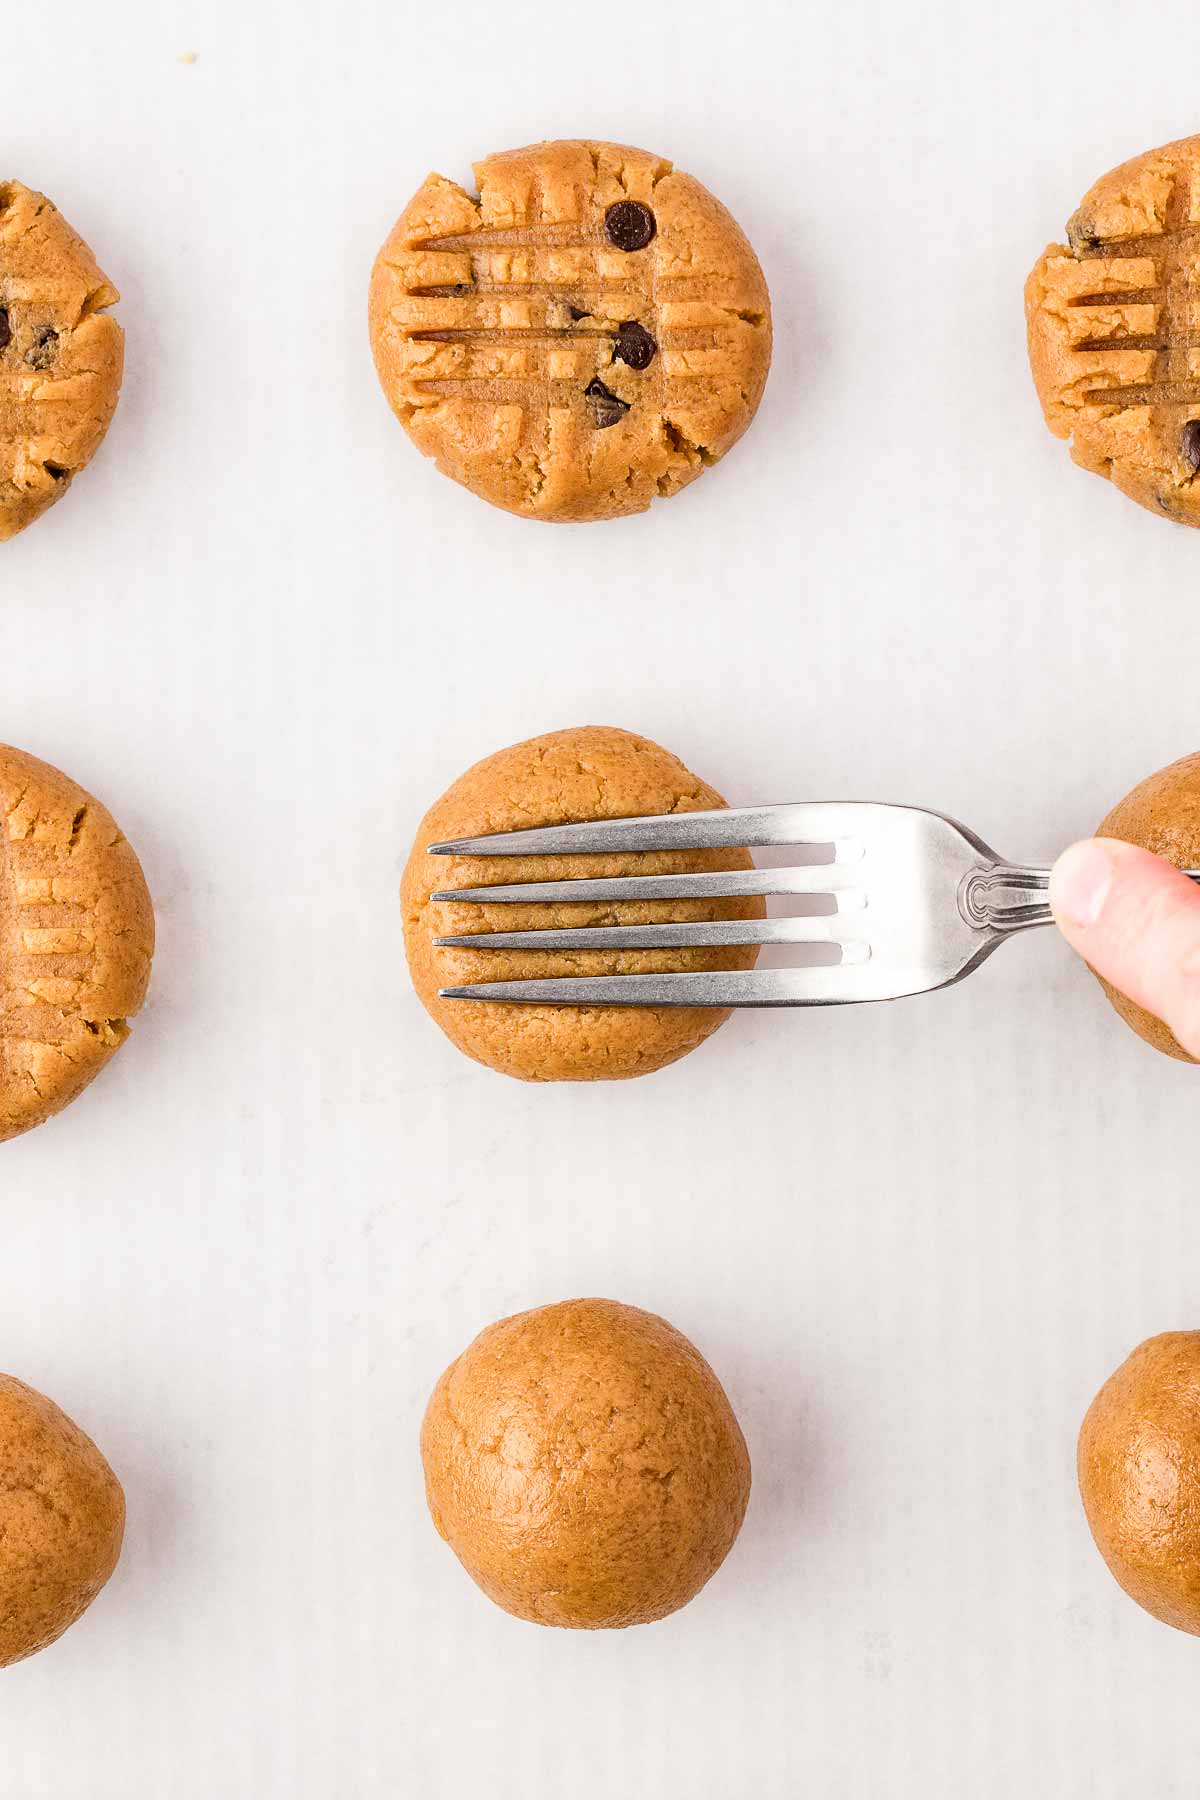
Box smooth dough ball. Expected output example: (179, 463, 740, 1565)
(401, 725, 763, 1082)
(1095, 752, 1200, 1061)
(0, 180, 124, 542)
(370, 138, 771, 522)
(421, 1298, 751, 1629)
(0, 744, 155, 1141)
(1079, 1333, 1200, 1634)
(0, 1373, 125, 1666)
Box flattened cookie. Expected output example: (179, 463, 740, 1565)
(402, 726, 764, 1080)
(0, 746, 153, 1142)
(0, 180, 124, 542)
(370, 140, 771, 521)
(1026, 135, 1200, 525)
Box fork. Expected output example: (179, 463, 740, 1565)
(426, 802, 1200, 1009)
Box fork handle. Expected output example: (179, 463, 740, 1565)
(960, 865, 1053, 934)
(960, 861, 1200, 936)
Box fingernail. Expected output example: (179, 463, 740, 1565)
(1051, 840, 1117, 928)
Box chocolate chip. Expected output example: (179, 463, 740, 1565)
(605, 200, 656, 252)
(25, 325, 58, 370)
(568, 305, 588, 321)
(43, 461, 68, 482)
(1182, 420, 1200, 471)
(1067, 210, 1098, 253)
(0, 309, 9, 352)
(614, 320, 656, 370)
(584, 378, 630, 429)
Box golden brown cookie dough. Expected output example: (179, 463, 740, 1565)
(422, 1297, 751, 1629)
(0, 1373, 125, 1666)
(370, 139, 771, 521)
(1026, 135, 1200, 525)
(1, 745, 154, 1141)
(402, 725, 763, 1081)
(0, 181, 124, 542)
(1079, 1332, 1200, 1635)
(1095, 752, 1200, 1062)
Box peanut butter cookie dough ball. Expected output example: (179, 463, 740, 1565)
(1, 745, 154, 1141)
(421, 1298, 751, 1629)
(0, 181, 124, 542)
(0, 1374, 125, 1666)
(1079, 1333, 1200, 1634)
(1095, 753, 1200, 1062)
(402, 725, 763, 1081)
(370, 139, 771, 521)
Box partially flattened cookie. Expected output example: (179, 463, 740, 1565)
(370, 140, 771, 522)
(1, 746, 154, 1142)
(402, 726, 763, 1081)
(1026, 135, 1200, 525)
(0, 181, 124, 542)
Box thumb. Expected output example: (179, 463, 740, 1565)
(1050, 837, 1200, 1059)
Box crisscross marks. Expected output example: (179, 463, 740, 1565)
(1070, 170, 1200, 458)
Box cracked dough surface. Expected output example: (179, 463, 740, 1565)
(0, 180, 124, 542)
(421, 1297, 751, 1629)
(0, 744, 154, 1141)
(1025, 135, 1200, 525)
(0, 1372, 125, 1667)
(370, 139, 771, 522)
(402, 725, 764, 1081)
(1095, 752, 1200, 1062)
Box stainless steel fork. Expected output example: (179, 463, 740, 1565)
(427, 802, 1200, 1008)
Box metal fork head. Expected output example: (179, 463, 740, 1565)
(426, 802, 1050, 1008)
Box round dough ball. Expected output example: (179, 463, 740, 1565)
(402, 725, 764, 1082)
(0, 744, 155, 1141)
(1095, 752, 1200, 1062)
(0, 1373, 125, 1666)
(1, 180, 124, 542)
(421, 1298, 751, 1629)
(1079, 1332, 1200, 1634)
(370, 139, 771, 522)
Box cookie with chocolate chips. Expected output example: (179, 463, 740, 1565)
(0, 744, 154, 1142)
(369, 139, 771, 522)
(0, 180, 124, 542)
(1026, 134, 1200, 526)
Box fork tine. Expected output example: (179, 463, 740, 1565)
(434, 916, 868, 952)
(427, 803, 868, 858)
(438, 964, 887, 1008)
(430, 865, 863, 906)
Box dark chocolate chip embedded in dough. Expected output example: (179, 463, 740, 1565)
(614, 321, 657, 370)
(25, 325, 58, 370)
(605, 200, 656, 252)
(0, 309, 9, 352)
(584, 378, 631, 429)
(1182, 420, 1200, 471)
(1067, 210, 1098, 253)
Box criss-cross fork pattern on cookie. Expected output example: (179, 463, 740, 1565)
(369, 143, 772, 521)
(397, 216, 715, 424)
(1069, 168, 1200, 436)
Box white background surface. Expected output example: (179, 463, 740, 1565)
(3, 1, 1200, 1793)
